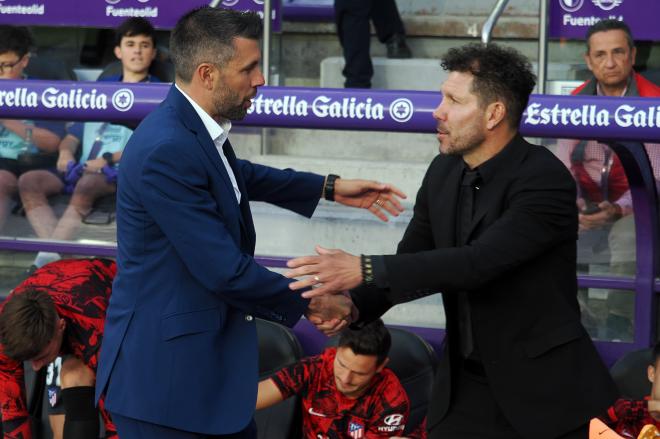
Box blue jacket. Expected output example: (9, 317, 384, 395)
(96, 85, 323, 434)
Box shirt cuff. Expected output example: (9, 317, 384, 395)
(370, 255, 390, 289)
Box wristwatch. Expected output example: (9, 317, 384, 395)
(102, 152, 114, 167)
(324, 174, 340, 201)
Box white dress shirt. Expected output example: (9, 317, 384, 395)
(175, 84, 241, 204)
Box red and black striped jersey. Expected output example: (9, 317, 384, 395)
(271, 347, 425, 439)
(0, 258, 117, 439)
(602, 397, 660, 438)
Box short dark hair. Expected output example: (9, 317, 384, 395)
(114, 17, 156, 47)
(652, 340, 660, 366)
(441, 43, 536, 128)
(0, 289, 58, 361)
(170, 7, 262, 83)
(0, 25, 34, 59)
(586, 19, 634, 52)
(338, 319, 391, 365)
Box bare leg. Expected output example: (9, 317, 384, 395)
(18, 170, 64, 239)
(49, 414, 64, 439)
(0, 169, 18, 231)
(50, 174, 116, 242)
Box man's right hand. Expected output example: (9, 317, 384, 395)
(578, 199, 623, 230)
(57, 150, 74, 173)
(306, 293, 358, 337)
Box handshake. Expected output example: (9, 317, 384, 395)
(285, 245, 365, 336)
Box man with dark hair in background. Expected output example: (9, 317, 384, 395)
(286, 43, 618, 438)
(601, 340, 660, 437)
(96, 7, 405, 439)
(18, 17, 159, 272)
(556, 19, 660, 342)
(0, 258, 117, 439)
(257, 319, 425, 438)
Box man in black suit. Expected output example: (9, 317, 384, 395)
(285, 43, 618, 438)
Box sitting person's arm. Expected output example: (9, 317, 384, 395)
(84, 150, 122, 175)
(0, 348, 32, 438)
(0, 119, 62, 153)
(56, 134, 81, 173)
(256, 355, 319, 410)
(602, 398, 650, 427)
(256, 378, 285, 410)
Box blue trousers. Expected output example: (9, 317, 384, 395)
(110, 412, 257, 439)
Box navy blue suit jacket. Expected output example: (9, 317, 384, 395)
(96, 85, 324, 434)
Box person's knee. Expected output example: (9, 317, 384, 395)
(60, 357, 95, 389)
(0, 170, 18, 197)
(17, 171, 51, 204)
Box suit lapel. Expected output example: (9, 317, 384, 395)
(168, 85, 256, 253)
(435, 162, 463, 247)
(464, 136, 528, 241)
(222, 140, 256, 254)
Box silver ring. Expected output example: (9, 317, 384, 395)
(314, 275, 320, 283)
(375, 198, 384, 207)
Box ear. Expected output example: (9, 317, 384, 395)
(57, 318, 66, 333)
(195, 63, 216, 90)
(21, 54, 30, 70)
(114, 45, 122, 61)
(376, 357, 390, 373)
(648, 364, 655, 383)
(485, 101, 506, 130)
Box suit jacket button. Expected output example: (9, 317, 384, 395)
(245, 314, 253, 322)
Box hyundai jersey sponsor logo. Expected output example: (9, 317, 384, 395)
(384, 414, 404, 426)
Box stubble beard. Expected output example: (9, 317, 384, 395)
(442, 124, 486, 157)
(215, 84, 249, 121)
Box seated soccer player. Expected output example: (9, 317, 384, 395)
(256, 319, 426, 438)
(0, 25, 65, 232)
(0, 258, 117, 439)
(18, 17, 159, 269)
(601, 341, 660, 438)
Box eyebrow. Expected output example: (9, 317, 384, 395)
(337, 357, 370, 375)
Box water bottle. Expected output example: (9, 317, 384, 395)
(23, 125, 38, 154)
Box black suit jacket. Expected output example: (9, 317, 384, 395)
(352, 135, 618, 438)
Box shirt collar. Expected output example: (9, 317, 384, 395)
(175, 84, 232, 144)
(462, 134, 521, 184)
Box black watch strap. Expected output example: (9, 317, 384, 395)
(102, 152, 114, 167)
(324, 174, 340, 201)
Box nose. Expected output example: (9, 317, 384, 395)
(605, 53, 616, 68)
(433, 99, 447, 121)
(253, 66, 266, 87)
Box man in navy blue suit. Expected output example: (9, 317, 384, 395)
(95, 6, 405, 439)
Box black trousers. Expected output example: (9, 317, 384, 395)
(429, 364, 589, 439)
(334, 0, 406, 88)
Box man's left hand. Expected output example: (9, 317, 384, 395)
(306, 292, 359, 336)
(334, 179, 406, 222)
(286, 245, 362, 298)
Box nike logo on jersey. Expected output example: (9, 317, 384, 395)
(308, 407, 329, 417)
